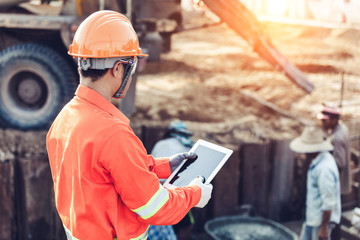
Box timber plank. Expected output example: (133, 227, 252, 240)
(0, 160, 15, 240)
(269, 139, 295, 221)
(19, 157, 64, 240)
(239, 141, 271, 217)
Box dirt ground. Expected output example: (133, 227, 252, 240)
(132, 9, 360, 148)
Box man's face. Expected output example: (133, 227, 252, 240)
(320, 118, 337, 130)
(306, 152, 319, 162)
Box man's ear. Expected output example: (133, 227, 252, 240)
(112, 61, 123, 78)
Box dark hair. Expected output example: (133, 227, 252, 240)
(79, 67, 109, 82)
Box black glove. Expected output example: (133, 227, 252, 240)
(169, 152, 197, 173)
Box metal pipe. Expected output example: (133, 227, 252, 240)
(339, 71, 344, 108)
(99, 0, 105, 10)
(126, 0, 132, 20)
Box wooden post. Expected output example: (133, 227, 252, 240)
(0, 129, 66, 240)
(239, 141, 272, 217)
(0, 159, 15, 240)
(18, 157, 65, 240)
(268, 139, 295, 221)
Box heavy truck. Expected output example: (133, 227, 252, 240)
(0, 0, 182, 130)
(0, 0, 313, 130)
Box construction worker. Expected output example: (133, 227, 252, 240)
(317, 104, 351, 240)
(46, 10, 213, 240)
(290, 126, 341, 240)
(317, 104, 351, 196)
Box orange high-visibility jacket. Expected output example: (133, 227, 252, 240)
(46, 85, 201, 240)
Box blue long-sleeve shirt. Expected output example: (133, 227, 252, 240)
(305, 151, 341, 226)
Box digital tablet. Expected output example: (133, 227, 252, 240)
(163, 139, 233, 189)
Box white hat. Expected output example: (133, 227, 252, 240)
(290, 126, 333, 153)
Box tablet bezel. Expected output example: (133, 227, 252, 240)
(163, 139, 233, 189)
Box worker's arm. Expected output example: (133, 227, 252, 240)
(147, 156, 172, 179)
(318, 166, 337, 240)
(318, 210, 331, 240)
(148, 152, 197, 179)
(332, 136, 347, 170)
(99, 126, 201, 225)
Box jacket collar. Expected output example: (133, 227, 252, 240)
(75, 84, 130, 124)
(309, 151, 328, 169)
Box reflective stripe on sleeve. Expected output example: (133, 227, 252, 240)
(63, 224, 80, 240)
(130, 226, 149, 240)
(131, 183, 169, 219)
(65, 224, 148, 240)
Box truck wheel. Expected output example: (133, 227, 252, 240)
(0, 43, 77, 130)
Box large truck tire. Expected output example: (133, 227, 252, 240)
(0, 43, 77, 130)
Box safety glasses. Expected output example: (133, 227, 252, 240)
(120, 57, 138, 77)
(113, 57, 138, 99)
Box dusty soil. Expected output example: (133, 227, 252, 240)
(132, 9, 360, 148)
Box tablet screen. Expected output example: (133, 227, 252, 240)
(168, 143, 227, 187)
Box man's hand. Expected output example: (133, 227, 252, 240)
(318, 210, 331, 240)
(189, 176, 213, 208)
(169, 152, 197, 172)
(318, 224, 329, 240)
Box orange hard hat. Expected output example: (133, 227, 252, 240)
(68, 10, 147, 59)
